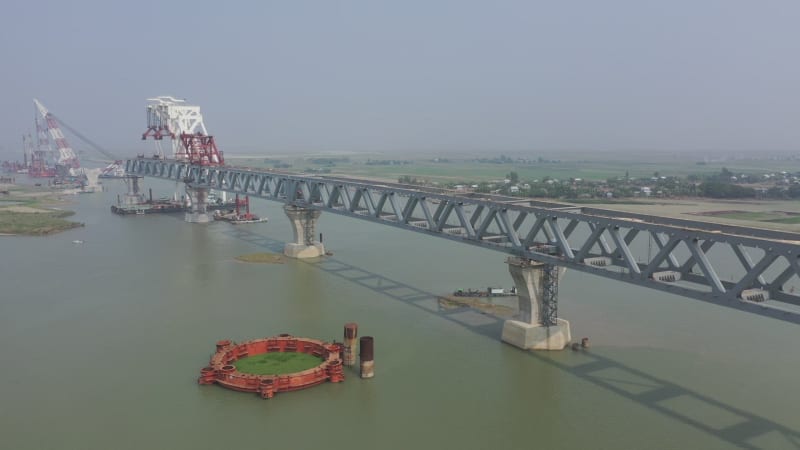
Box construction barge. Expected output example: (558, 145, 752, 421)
(111, 186, 234, 216)
(111, 199, 235, 215)
(213, 194, 268, 224)
(198, 335, 345, 399)
(452, 287, 517, 297)
(111, 199, 184, 215)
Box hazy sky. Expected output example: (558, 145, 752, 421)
(1, 0, 799, 157)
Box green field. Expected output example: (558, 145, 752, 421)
(712, 211, 775, 221)
(234, 352, 323, 375)
(230, 151, 796, 185)
(767, 216, 800, 224)
(706, 211, 800, 225)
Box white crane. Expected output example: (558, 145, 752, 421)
(142, 96, 223, 165)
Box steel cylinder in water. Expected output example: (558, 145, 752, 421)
(359, 336, 374, 378)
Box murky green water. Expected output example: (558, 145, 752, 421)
(1, 180, 798, 449)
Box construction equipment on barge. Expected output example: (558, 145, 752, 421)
(111, 177, 182, 215)
(140, 96, 227, 223)
(213, 194, 268, 224)
(111, 179, 234, 216)
(2, 100, 113, 195)
(1, 101, 73, 179)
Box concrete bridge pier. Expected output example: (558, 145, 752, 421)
(501, 257, 571, 350)
(121, 175, 144, 205)
(283, 205, 325, 258)
(185, 186, 212, 223)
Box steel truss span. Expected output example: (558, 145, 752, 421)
(127, 158, 800, 324)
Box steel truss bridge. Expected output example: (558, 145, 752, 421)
(127, 158, 800, 324)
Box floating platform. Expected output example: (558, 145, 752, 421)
(452, 287, 517, 297)
(111, 201, 235, 216)
(111, 202, 183, 215)
(198, 334, 345, 399)
(213, 210, 269, 224)
(212, 195, 267, 224)
(228, 217, 268, 225)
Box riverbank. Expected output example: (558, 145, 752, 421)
(0, 183, 84, 235)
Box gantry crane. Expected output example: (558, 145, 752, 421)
(141, 96, 224, 166)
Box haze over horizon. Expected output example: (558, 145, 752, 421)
(1, 1, 798, 158)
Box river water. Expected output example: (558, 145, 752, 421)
(1, 180, 798, 450)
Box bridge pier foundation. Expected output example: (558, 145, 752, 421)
(184, 186, 212, 223)
(283, 205, 325, 258)
(502, 258, 571, 350)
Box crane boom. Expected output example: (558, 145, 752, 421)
(50, 113, 119, 162)
(33, 99, 80, 169)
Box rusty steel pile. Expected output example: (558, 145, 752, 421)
(343, 323, 358, 366)
(359, 336, 375, 379)
(342, 323, 374, 378)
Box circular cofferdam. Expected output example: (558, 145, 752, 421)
(200, 335, 345, 398)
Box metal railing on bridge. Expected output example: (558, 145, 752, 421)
(126, 158, 800, 324)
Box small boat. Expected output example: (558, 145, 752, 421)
(72, 239, 84, 244)
(452, 287, 517, 297)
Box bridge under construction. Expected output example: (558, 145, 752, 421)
(126, 97, 800, 350)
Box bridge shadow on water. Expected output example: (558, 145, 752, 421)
(223, 227, 800, 450)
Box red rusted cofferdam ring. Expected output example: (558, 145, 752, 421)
(198, 335, 345, 399)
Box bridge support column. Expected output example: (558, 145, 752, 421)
(501, 257, 571, 351)
(283, 205, 325, 258)
(121, 176, 144, 205)
(185, 186, 212, 223)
